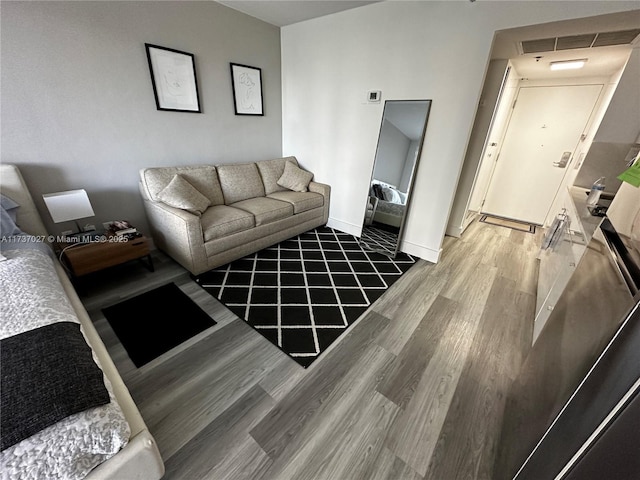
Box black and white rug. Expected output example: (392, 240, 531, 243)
(361, 225, 400, 256)
(195, 227, 415, 367)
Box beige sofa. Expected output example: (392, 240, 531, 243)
(140, 156, 330, 275)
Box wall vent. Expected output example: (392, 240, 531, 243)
(556, 34, 597, 50)
(521, 29, 640, 54)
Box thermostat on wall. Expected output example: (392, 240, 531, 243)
(367, 90, 382, 103)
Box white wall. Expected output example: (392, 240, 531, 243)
(446, 59, 509, 237)
(591, 47, 640, 144)
(373, 120, 411, 187)
(467, 63, 520, 218)
(400, 140, 420, 193)
(559, 60, 631, 197)
(281, 1, 639, 262)
(590, 46, 640, 238)
(1, 1, 282, 235)
(574, 47, 640, 192)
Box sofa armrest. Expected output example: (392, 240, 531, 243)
(309, 181, 330, 197)
(141, 197, 207, 274)
(308, 181, 331, 224)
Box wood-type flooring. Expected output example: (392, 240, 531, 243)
(86, 219, 541, 480)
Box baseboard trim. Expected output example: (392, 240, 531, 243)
(327, 218, 362, 237)
(445, 224, 464, 238)
(400, 239, 441, 264)
(327, 218, 442, 264)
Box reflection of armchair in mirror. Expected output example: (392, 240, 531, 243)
(360, 100, 432, 257)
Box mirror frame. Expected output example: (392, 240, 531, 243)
(361, 99, 432, 257)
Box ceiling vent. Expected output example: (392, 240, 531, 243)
(521, 28, 640, 54)
(556, 34, 597, 50)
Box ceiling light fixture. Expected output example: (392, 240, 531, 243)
(549, 59, 588, 71)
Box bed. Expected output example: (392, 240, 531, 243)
(369, 179, 407, 228)
(0, 165, 164, 480)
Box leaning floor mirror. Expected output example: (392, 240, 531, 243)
(360, 99, 432, 257)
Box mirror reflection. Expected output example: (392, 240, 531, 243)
(361, 100, 431, 257)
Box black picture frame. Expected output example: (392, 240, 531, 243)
(230, 63, 264, 116)
(145, 43, 201, 113)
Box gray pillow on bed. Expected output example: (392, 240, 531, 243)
(0, 194, 19, 222)
(1, 194, 22, 237)
(1, 206, 22, 237)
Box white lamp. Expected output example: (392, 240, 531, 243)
(43, 189, 95, 233)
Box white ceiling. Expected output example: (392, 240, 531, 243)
(509, 45, 632, 80)
(216, 1, 381, 27)
(494, 10, 640, 80)
(216, 3, 638, 80)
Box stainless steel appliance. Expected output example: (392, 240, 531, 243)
(496, 183, 640, 479)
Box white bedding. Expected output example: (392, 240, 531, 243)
(370, 179, 407, 227)
(371, 179, 407, 205)
(376, 199, 406, 217)
(0, 247, 130, 480)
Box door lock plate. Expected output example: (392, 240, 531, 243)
(553, 151, 571, 168)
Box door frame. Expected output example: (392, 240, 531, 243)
(462, 64, 513, 232)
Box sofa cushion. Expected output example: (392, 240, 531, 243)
(201, 205, 255, 242)
(157, 174, 211, 215)
(217, 163, 265, 205)
(267, 191, 324, 214)
(141, 165, 224, 206)
(231, 197, 293, 226)
(277, 161, 314, 192)
(256, 157, 298, 195)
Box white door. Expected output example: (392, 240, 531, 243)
(482, 84, 602, 225)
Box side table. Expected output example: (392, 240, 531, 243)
(57, 234, 154, 278)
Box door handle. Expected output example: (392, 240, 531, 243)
(553, 151, 571, 168)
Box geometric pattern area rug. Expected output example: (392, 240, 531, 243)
(102, 283, 217, 368)
(360, 224, 400, 257)
(195, 227, 415, 368)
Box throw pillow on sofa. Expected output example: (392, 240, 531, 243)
(157, 174, 211, 215)
(277, 162, 313, 192)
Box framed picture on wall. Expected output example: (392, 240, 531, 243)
(145, 43, 201, 113)
(230, 63, 263, 116)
